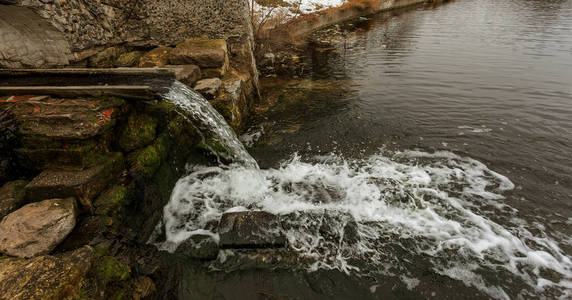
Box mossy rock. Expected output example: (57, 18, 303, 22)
(116, 51, 143, 67)
(197, 137, 234, 163)
(94, 185, 129, 216)
(139, 46, 172, 68)
(118, 113, 158, 152)
(0, 180, 28, 218)
(127, 134, 170, 179)
(93, 256, 130, 282)
(88, 47, 127, 68)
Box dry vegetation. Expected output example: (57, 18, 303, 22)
(250, 0, 386, 59)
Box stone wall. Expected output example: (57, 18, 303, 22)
(0, 92, 208, 298)
(0, 0, 258, 89)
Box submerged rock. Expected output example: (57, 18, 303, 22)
(0, 245, 94, 300)
(0, 198, 77, 258)
(219, 211, 286, 248)
(282, 211, 361, 245)
(0, 180, 28, 218)
(194, 78, 222, 100)
(175, 233, 219, 260)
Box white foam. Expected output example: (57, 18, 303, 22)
(159, 150, 572, 299)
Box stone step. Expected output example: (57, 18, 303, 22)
(1, 96, 124, 170)
(24, 153, 124, 202)
(2, 96, 123, 141)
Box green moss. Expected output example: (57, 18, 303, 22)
(139, 46, 172, 67)
(167, 115, 186, 137)
(128, 134, 170, 179)
(93, 256, 131, 282)
(94, 185, 128, 216)
(118, 113, 157, 152)
(88, 47, 126, 68)
(154, 162, 178, 202)
(197, 137, 233, 161)
(116, 51, 143, 67)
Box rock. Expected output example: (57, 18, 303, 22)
(132, 276, 156, 299)
(319, 212, 360, 245)
(211, 73, 249, 130)
(92, 255, 131, 282)
(194, 78, 222, 100)
(175, 233, 219, 260)
(218, 211, 286, 248)
(281, 211, 361, 245)
(93, 185, 129, 216)
(169, 39, 229, 69)
(24, 152, 124, 202)
(0, 198, 77, 258)
(3, 96, 125, 170)
(88, 47, 126, 68)
(0, 6, 71, 69)
(116, 51, 143, 67)
(201, 66, 227, 78)
(118, 113, 158, 152)
(0, 246, 94, 300)
(127, 134, 170, 180)
(0, 180, 28, 218)
(56, 216, 116, 252)
(260, 53, 276, 67)
(139, 46, 172, 68)
(166, 64, 202, 86)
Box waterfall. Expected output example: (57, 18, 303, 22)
(160, 81, 258, 169)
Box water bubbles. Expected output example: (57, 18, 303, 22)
(160, 149, 572, 298)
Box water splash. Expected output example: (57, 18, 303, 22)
(161, 149, 572, 299)
(161, 81, 258, 168)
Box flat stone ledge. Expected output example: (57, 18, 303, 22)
(0, 86, 155, 100)
(0, 68, 176, 78)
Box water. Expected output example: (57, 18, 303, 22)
(159, 0, 572, 298)
(161, 81, 258, 169)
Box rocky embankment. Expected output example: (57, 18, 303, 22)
(0, 91, 185, 298)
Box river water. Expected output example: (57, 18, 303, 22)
(162, 0, 572, 299)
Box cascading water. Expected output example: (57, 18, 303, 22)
(155, 82, 571, 299)
(160, 81, 258, 169)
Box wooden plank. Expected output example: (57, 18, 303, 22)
(0, 86, 156, 100)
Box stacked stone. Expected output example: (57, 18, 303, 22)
(110, 39, 253, 131)
(0, 93, 197, 299)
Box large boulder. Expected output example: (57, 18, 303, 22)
(0, 180, 28, 219)
(218, 211, 286, 248)
(194, 78, 222, 100)
(170, 39, 229, 74)
(0, 246, 94, 300)
(0, 198, 77, 258)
